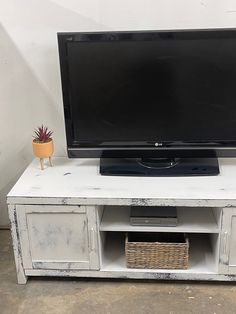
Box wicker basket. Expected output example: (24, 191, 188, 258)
(125, 233, 189, 269)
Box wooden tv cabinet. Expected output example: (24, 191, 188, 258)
(7, 157, 236, 284)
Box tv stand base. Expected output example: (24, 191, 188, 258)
(100, 157, 219, 176)
(24, 269, 236, 282)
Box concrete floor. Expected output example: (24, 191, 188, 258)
(1, 230, 236, 314)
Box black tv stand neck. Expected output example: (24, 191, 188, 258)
(100, 157, 219, 176)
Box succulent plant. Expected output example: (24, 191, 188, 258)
(33, 125, 53, 143)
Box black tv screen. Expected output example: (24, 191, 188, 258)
(58, 30, 236, 158)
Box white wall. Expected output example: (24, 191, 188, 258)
(0, 0, 236, 225)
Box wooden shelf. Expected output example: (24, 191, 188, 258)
(101, 233, 218, 274)
(100, 206, 220, 233)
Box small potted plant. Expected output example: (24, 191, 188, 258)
(32, 125, 54, 170)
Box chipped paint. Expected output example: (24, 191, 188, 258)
(8, 202, 236, 284)
(8, 205, 27, 284)
(62, 198, 69, 205)
(23, 268, 236, 282)
(7, 157, 236, 284)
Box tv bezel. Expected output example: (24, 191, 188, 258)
(57, 29, 236, 158)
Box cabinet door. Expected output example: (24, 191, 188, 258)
(16, 205, 99, 270)
(219, 208, 236, 274)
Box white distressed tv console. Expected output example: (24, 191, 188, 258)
(7, 157, 236, 284)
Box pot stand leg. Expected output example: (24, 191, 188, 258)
(40, 158, 44, 170)
(49, 156, 53, 167)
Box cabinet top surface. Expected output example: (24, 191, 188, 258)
(7, 157, 236, 205)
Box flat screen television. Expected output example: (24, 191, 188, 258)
(58, 29, 236, 176)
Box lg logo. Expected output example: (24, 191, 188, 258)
(155, 143, 163, 147)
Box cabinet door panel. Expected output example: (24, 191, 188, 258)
(220, 208, 236, 274)
(28, 213, 89, 264)
(16, 205, 99, 270)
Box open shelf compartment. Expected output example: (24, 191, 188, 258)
(100, 232, 219, 274)
(100, 206, 221, 233)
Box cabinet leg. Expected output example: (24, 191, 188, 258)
(16, 269, 28, 284)
(8, 205, 28, 285)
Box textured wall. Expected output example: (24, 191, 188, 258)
(0, 0, 236, 225)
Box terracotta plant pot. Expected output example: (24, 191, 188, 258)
(32, 139, 54, 170)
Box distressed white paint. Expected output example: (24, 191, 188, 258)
(86, 206, 100, 270)
(23, 268, 236, 282)
(229, 215, 236, 269)
(16, 204, 99, 272)
(219, 208, 236, 274)
(101, 206, 220, 233)
(7, 158, 236, 206)
(8, 205, 27, 284)
(210, 233, 221, 273)
(7, 158, 236, 284)
(102, 233, 218, 274)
